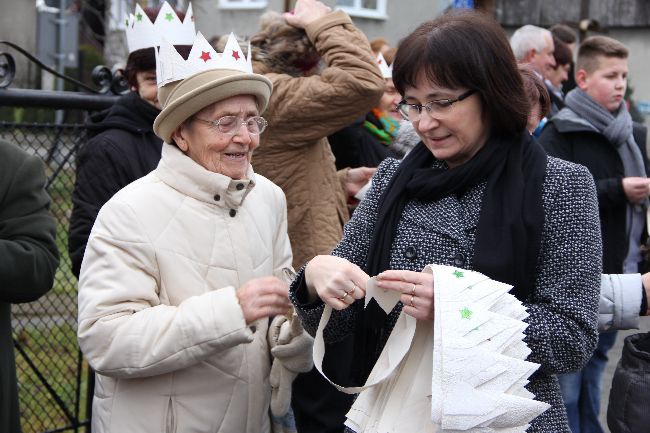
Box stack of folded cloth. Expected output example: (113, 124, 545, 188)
(430, 264, 550, 432)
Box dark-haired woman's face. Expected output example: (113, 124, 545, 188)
(133, 70, 160, 109)
(403, 73, 490, 168)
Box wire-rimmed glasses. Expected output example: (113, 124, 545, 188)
(397, 89, 476, 122)
(194, 115, 268, 135)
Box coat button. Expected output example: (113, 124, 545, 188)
(213, 194, 220, 201)
(404, 246, 417, 260)
(229, 209, 237, 217)
(236, 183, 245, 190)
(453, 253, 466, 267)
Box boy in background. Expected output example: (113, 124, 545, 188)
(539, 35, 649, 433)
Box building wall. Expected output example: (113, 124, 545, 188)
(194, 0, 444, 47)
(194, 0, 285, 40)
(336, 2, 443, 47)
(0, 0, 37, 88)
(608, 28, 650, 124)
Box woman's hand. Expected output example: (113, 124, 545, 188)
(375, 270, 434, 321)
(305, 255, 369, 310)
(345, 167, 376, 198)
(237, 276, 292, 325)
(284, 0, 332, 29)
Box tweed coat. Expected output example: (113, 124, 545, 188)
(291, 155, 602, 433)
(252, 10, 384, 269)
(0, 140, 59, 433)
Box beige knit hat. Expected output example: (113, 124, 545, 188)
(153, 32, 273, 143)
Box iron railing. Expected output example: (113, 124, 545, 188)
(1, 42, 122, 433)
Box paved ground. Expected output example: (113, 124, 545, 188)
(598, 318, 650, 432)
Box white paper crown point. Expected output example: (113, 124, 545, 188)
(125, 1, 195, 53)
(183, 3, 195, 38)
(157, 31, 253, 88)
(156, 36, 192, 87)
(376, 52, 392, 79)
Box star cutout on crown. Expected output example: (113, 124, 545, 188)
(165, 12, 174, 22)
(125, 18, 129, 26)
(136, 12, 143, 21)
(199, 51, 212, 62)
(460, 307, 473, 320)
(453, 270, 464, 278)
(191, 15, 195, 21)
(231, 50, 240, 61)
(378, 59, 383, 64)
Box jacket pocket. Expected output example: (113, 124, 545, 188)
(164, 397, 177, 433)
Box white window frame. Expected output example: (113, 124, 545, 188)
(108, 0, 131, 31)
(218, 0, 268, 10)
(336, 0, 387, 20)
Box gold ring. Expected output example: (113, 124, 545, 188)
(409, 295, 415, 307)
(339, 292, 350, 302)
(411, 284, 416, 296)
(347, 284, 357, 296)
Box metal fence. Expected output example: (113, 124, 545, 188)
(3, 120, 91, 433)
(1, 43, 122, 433)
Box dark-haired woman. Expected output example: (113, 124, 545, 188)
(290, 10, 601, 432)
(68, 7, 190, 278)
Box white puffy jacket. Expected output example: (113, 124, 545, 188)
(78, 144, 292, 433)
(599, 273, 643, 332)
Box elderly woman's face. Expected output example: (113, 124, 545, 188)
(403, 73, 490, 168)
(172, 95, 260, 179)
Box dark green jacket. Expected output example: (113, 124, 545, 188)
(0, 139, 59, 433)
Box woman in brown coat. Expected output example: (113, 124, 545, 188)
(251, 0, 384, 270)
(250, 1, 384, 431)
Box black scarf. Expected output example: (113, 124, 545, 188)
(354, 132, 547, 383)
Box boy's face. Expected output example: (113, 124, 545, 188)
(577, 56, 628, 113)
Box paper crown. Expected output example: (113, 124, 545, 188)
(376, 52, 392, 79)
(125, 1, 195, 53)
(156, 31, 253, 88)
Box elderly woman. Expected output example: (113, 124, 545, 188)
(291, 10, 601, 433)
(77, 35, 306, 432)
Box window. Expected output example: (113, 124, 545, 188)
(108, 0, 130, 31)
(218, 0, 267, 10)
(335, 0, 387, 20)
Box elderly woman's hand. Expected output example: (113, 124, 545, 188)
(237, 276, 292, 325)
(305, 255, 369, 310)
(375, 270, 435, 321)
(284, 0, 332, 29)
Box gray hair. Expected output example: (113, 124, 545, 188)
(510, 25, 552, 61)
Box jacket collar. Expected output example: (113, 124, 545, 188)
(551, 108, 600, 134)
(156, 143, 255, 209)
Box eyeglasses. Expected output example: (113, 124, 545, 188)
(194, 115, 268, 135)
(397, 89, 476, 122)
